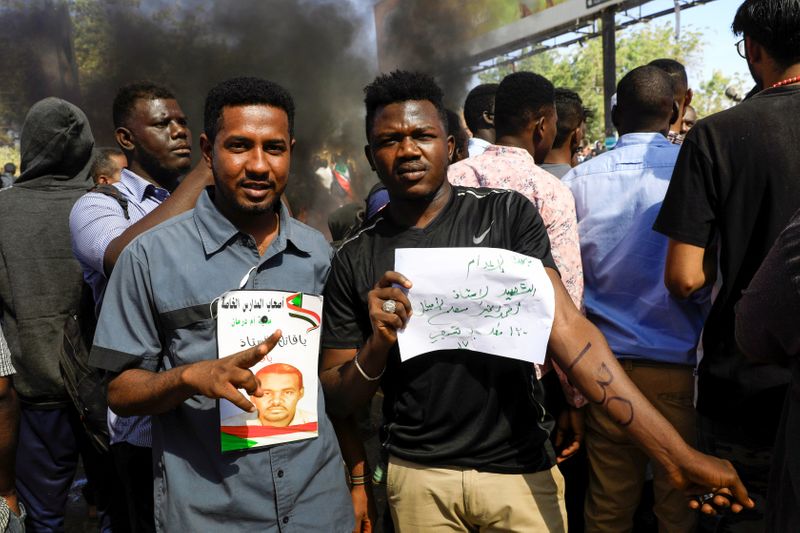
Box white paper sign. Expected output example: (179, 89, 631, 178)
(396, 247, 555, 364)
(216, 290, 322, 452)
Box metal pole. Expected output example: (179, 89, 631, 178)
(601, 6, 616, 143)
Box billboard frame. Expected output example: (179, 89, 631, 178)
(464, 0, 651, 65)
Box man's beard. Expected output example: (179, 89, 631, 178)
(138, 148, 183, 189)
(215, 174, 281, 215)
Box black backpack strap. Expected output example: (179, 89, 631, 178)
(88, 184, 130, 220)
(59, 282, 110, 453)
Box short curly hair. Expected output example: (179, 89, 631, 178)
(733, 0, 800, 67)
(463, 83, 498, 133)
(494, 72, 555, 137)
(552, 89, 587, 149)
(112, 82, 176, 128)
(648, 59, 688, 99)
(204, 76, 295, 142)
(363, 70, 447, 141)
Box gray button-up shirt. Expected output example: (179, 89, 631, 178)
(90, 190, 353, 532)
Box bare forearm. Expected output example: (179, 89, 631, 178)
(320, 336, 391, 417)
(332, 413, 378, 529)
(549, 318, 690, 472)
(0, 381, 19, 497)
(103, 166, 211, 274)
(331, 414, 369, 475)
(108, 367, 195, 416)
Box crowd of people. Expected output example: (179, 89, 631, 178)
(0, 0, 798, 532)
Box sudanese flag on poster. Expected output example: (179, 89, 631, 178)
(215, 290, 323, 452)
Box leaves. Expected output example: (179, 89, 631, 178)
(480, 22, 711, 142)
(693, 69, 746, 118)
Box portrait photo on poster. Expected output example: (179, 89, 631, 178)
(216, 290, 323, 452)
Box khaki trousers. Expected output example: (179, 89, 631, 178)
(387, 455, 567, 532)
(584, 360, 697, 533)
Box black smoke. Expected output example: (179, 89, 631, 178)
(0, 0, 474, 231)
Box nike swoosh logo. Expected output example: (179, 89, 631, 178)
(473, 221, 493, 244)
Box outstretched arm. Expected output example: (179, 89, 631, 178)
(545, 268, 752, 514)
(108, 331, 281, 416)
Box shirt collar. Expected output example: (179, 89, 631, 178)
(194, 188, 310, 257)
(614, 132, 673, 150)
(482, 144, 537, 162)
(119, 168, 170, 202)
(468, 137, 491, 150)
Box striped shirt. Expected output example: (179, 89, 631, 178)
(69, 168, 169, 448)
(0, 326, 16, 378)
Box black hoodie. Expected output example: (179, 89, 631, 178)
(0, 97, 94, 407)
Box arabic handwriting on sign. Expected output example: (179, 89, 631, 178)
(451, 285, 489, 300)
(418, 297, 445, 314)
(425, 305, 470, 326)
(473, 300, 521, 319)
(429, 325, 463, 343)
(498, 281, 537, 301)
(508, 326, 527, 337)
(466, 254, 506, 278)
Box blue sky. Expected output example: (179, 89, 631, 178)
(355, 0, 751, 89)
(641, 0, 751, 87)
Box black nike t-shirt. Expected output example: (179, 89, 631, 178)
(654, 86, 800, 429)
(322, 186, 559, 473)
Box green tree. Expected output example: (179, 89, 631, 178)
(480, 22, 703, 142)
(692, 69, 747, 119)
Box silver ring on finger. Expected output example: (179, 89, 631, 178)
(382, 299, 397, 314)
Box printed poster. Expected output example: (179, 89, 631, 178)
(396, 247, 555, 364)
(216, 290, 322, 452)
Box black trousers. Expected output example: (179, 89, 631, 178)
(111, 442, 156, 533)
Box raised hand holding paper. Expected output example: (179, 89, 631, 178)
(216, 290, 322, 452)
(395, 247, 555, 364)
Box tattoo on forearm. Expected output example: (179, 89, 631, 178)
(587, 362, 613, 405)
(567, 342, 592, 371)
(607, 396, 635, 427)
(585, 361, 635, 427)
(565, 341, 636, 427)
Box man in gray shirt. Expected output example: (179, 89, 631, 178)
(90, 77, 353, 532)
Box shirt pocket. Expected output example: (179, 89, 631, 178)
(158, 303, 216, 368)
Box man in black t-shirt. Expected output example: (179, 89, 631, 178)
(653, 1, 800, 529)
(736, 207, 800, 532)
(321, 70, 752, 532)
